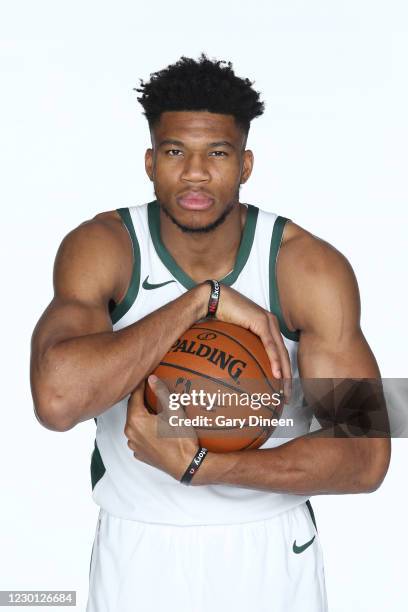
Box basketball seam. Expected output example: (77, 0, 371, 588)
(190, 325, 280, 395)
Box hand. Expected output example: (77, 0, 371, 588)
(216, 284, 292, 403)
(124, 375, 200, 480)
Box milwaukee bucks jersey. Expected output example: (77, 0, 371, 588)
(90, 201, 314, 525)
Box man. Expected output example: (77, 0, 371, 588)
(30, 54, 390, 612)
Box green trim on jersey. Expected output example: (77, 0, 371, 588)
(109, 208, 141, 325)
(269, 216, 300, 342)
(147, 200, 259, 289)
(90, 438, 106, 490)
(306, 499, 318, 531)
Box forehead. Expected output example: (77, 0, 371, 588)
(151, 111, 244, 144)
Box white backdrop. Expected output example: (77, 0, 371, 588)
(1, 1, 407, 610)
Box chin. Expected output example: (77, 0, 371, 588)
(161, 199, 235, 234)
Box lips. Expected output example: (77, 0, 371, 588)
(177, 191, 214, 211)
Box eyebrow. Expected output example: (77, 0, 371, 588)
(158, 139, 235, 149)
(209, 140, 235, 149)
(158, 139, 184, 147)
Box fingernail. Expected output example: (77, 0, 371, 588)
(148, 375, 158, 385)
(275, 369, 282, 379)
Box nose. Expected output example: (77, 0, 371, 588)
(181, 152, 210, 183)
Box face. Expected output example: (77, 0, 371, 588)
(145, 111, 254, 232)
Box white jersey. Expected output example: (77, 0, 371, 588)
(91, 201, 314, 525)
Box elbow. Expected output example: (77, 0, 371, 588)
(34, 403, 76, 432)
(33, 391, 77, 432)
(31, 357, 78, 432)
(361, 438, 392, 493)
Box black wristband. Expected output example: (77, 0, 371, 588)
(206, 279, 220, 318)
(180, 447, 209, 485)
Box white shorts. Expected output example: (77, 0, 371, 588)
(86, 502, 328, 612)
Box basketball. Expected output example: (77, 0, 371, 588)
(145, 319, 284, 453)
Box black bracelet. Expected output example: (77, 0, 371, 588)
(180, 447, 209, 485)
(206, 279, 220, 318)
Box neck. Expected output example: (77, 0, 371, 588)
(159, 202, 248, 284)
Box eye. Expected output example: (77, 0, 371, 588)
(209, 151, 228, 157)
(165, 149, 183, 157)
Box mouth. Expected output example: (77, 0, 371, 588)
(176, 191, 215, 211)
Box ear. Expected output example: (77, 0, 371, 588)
(240, 149, 254, 184)
(145, 148, 154, 181)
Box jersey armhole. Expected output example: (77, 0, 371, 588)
(109, 207, 141, 325)
(269, 216, 300, 342)
(90, 439, 106, 490)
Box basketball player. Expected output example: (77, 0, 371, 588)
(30, 55, 391, 612)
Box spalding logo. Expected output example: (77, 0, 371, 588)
(169, 338, 247, 383)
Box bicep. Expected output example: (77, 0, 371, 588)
(31, 217, 127, 361)
(295, 247, 382, 429)
(295, 239, 381, 380)
(31, 296, 113, 365)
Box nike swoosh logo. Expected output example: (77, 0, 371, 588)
(292, 535, 316, 554)
(142, 275, 176, 290)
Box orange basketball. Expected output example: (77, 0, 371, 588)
(145, 319, 284, 453)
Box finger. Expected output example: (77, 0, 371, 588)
(126, 383, 147, 419)
(257, 321, 283, 380)
(264, 339, 290, 404)
(148, 375, 170, 414)
(268, 319, 293, 404)
(256, 318, 291, 405)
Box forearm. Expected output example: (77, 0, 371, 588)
(35, 284, 208, 428)
(194, 429, 390, 494)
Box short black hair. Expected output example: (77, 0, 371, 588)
(135, 53, 265, 134)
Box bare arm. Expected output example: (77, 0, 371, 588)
(195, 240, 391, 493)
(30, 214, 208, 431)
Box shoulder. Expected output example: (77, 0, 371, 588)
(280, 219, 351, 273)
(63, 209, 128, 246)
(54, 209, 133, 303)
(278, 221, 361, 335)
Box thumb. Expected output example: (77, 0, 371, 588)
(148, 375, 170, 415)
